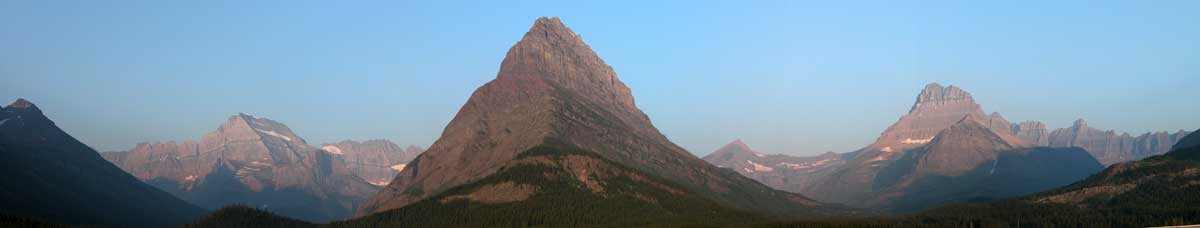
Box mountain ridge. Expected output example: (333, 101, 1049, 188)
(0, 99, 206, 228)
(357, 17, 850, 220)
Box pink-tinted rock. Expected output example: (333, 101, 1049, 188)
(1048, 119, 1190, 165)
(358, 17, 836, 218)
(702, 139, 845, 194)
(102, 113, 378, 222)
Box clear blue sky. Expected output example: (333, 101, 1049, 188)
(2, 0, 1197, 156)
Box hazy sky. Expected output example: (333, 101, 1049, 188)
(2, 1, 1197, 156)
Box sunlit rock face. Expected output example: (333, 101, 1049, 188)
(1012, 121, 1050, 146)
(103, 113, 378, 222)
(358, 17, 842, 219)
(1048, 119, 1190, 165)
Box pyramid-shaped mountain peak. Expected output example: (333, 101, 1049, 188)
(359, 17, 838, 219)
(496, 17, 637, 112)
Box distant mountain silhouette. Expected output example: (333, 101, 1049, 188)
(0, 99, 205, 227)
(702, 139, 846, 195)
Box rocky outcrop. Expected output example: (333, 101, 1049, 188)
(702, 140, 846, 195)
(102, 114, 379, 222)
(320, 140, 422, 186)
(1012, 121, 1049, 146)
(1048, 119, 1190, 165)
(0, 99, 205, 228)
(358, 17, 846, 219)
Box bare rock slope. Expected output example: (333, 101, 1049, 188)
(103, 113, 378, 222)
(357, 17, 849, 220)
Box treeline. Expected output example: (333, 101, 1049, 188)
(0, 213, 66, 228)
(183, 205, 315, 228)
(327, 144, 762, 228)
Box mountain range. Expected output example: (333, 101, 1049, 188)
(2, 16, 1196, 227)
(101, 114, 383, 222)
(707, 83, 1187, 212)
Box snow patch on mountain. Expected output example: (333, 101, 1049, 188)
(747, 160, 774, 172)
(254, 128, 293, 141)
(322, 145, 344, 155)
(779, 159, 834, 170)
(901, 137, 934, 144)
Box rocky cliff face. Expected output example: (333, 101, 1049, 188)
(320, 140, 422, 186)
(1048, 119, 1190, 165)
(102, 114, 378, 222)
(358, 17, 845, 219)
(877, 83, 1023, 151)
(0, 99, 205, 227)
(702, 140, 846, 195)
(1012, 121, 1050, 146)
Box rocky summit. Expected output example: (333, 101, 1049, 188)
(868, 116, 1102, 212)
(356, 17, 848, 221)
(801, 83, 1028, 205)
(102, 113, 378, 222)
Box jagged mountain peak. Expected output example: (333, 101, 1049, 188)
(217, 113, 305, 145)
(911, 83, 976, 112)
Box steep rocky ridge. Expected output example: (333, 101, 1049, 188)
(358, 17, 848, 219)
